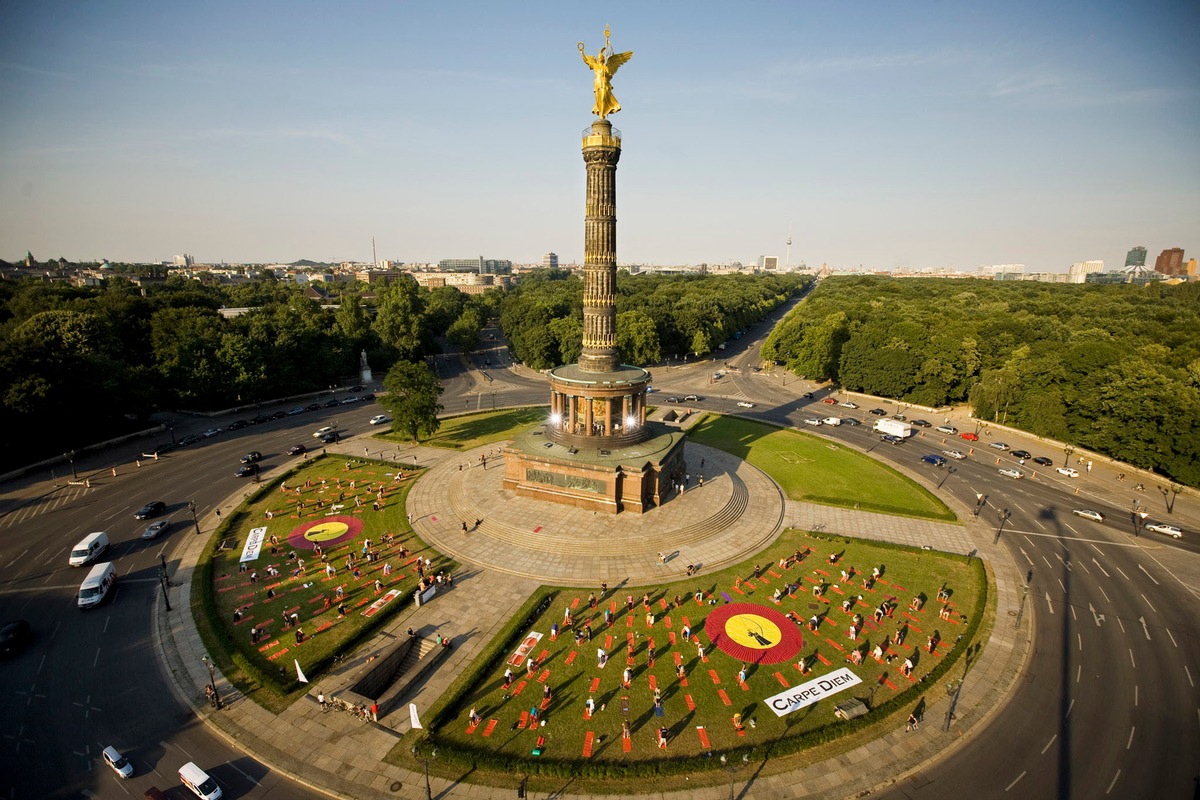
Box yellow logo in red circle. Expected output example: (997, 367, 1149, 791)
(303, 521, 351, 543)
(288, 515, 363, 550)
(724, 613, 783, 650)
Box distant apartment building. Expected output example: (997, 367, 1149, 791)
(1125, 246, 1147, 267)
(1067, 260, 1104, 283)
(408, 271, 510, 294)
(981, 264, 1026, 279)
(1155, 248, 1185, 276)
(173, 254, 195, 267)
(758, 256, 779, 270)
(543, 252, 559, 270)
(438, 257, 513, 275)
(1186, 258, 1198, 276)
(353, 269, 406, 285)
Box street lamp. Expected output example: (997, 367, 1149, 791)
(190, 500, 200, 535)
(1062, 444, 1074, 467)
(65, 450, 77, 480)
(411, 745, 436, 800)
(201, 654, 221, 709)
(1130, 506, 1148, 538)
(993, 507, 1011, 545)
(719, 753, 749, 800)
(973, 493, 986, 518)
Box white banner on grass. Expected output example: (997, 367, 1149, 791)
(240, 526, 267, 563)
(765, 667, 863, 717)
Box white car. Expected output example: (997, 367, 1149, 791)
(1072, 509, 1105, 522)
(312, 426, 336, 438)
(202, 427, 222, 438)
(989, 442, 1010, 451)
(802, 418, 823, 426)
(369, 415, 390, 425)
(942, 450, 967, 460)
(1056, 467, 1079, 477)
(1145, 522, 1182, 538)
(736, 401, 755, 408)
(839, 401, 858, 409)
(102, 746, 133, 778)
(998, 468, 1025, 479)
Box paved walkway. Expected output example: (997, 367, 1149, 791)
(158, 436, 1031, 800)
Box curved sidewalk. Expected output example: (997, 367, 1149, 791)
(158, 438, 1031, 800)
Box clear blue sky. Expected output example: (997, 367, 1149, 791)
(1, 1, 1197, 271)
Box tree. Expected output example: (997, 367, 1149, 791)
(373, 278, 426, 361)
(446, 307, 483, 354)
(380, 361, 443, 442)
(616, 310, 661, 365)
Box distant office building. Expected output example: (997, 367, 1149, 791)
(1084, 272, 1127, 285)
(1067, 260, 1104, 283)
(1125, 246, 1147, 267)
(543, 252, 559, 270)
(982, 264, 1026, 279)
(173, 254, 195, 267)
(758, 256, 779, 270)
(1186, 258, 1197, 276)
(438, 257, 513, 275)
(1155, 248, 1185, 276)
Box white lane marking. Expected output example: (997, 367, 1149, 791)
(1166, 628, 1177, 648)
(1041, 734, 1057, 754)
(1184, 665, 1194, 688)
(1134, 685, 1138, 707)
(1128, 648, 1136, 669)
(1106, 769, 1121, 795)
(1066, 698, 1074, 717)
(1077, 632, 1082, 651)
(1042, 555, 1053, 569)
(1045, 592, 1055, 614)
(36, 654, 46, 676)
(1077, 559, 1090, 575)
(1139, 616, 1152, 640)
(1116, 616, 1125, 633)
(1005, 771, 1027, 792)
(1091, 558, 1110, 578)
(1076, 664, 1081, 684)
(103, 616, 111, 633)
(1126, 726, 1134, 749)
(1034, 518, 1046, 530)
(93, 648, 101, 668)
(1097, 585, 1111, 603)
(229, 763, 258, 786)
(1019, 547, 1034, 566)
(1114, 565, 1130, 580)
(1141, 595, 1157, 613)
(1137, 565, 1160, 586)
(1059, 578, 1068, 593)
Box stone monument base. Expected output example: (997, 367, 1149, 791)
(502, 422, 686, 514)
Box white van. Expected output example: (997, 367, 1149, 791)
(179, 762, 223, 800)
(78, 562, 116, 609)
(823, 417, 843, 426)
(69, 531, 109, 567)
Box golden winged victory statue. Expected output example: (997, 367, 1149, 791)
(579, 26, 633, 119)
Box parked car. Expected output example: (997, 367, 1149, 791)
(959, 432, 980, 441)
(324, 399, 341, 408)
(240, 451, 262, 464)
(1072, 509, 1104, 522)
(0, 620, 32, 656)
(148, 442, 178, 456)
(305, 403, 321, 412)
(1144, 522, 1183, 538)
(839, 401, 858, 409)
(202, 427, 222, 438)
(177, 433, 202, 447)
(286, 406, 305, 416)
(141, 520, 169, 540)
(348, 384, 365, 392)
(989, 442, 1010, 451)
(910, 419, 931, 428)
(998, 468, 1025, 479)
(360, 393, 376, 401)
(1056, 467, 1079, 477)
(736, 401, 755, 408)
(684, 394, 703, 402)
(313, 426, 337, 438)
(102, 746, 134, 778)
(235, 463, 259, 478)
(942, 449, 967, 459)
(134, 501, 166, 520)
(226, 419, 248, 431)
(922, 454, 947, 467)
(287, 444, 307, 456)
(936, 425, 958, 435)
(666, 396, 680, 403)
(341, 396, 358, 405)
(269, 410, 287, 420)
(1011, 450, 1032, 459)
(369, 415, 390, 425)
(869, 408, 887, 416)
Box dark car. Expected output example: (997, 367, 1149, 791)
(801, 392, 814, 399)
(359, 393, 375, 401)
(892, 414, 906, 421)
(922, 454, 947, 467)
(177, 433, 202, 447)
(1032, 456, 1054, 467)
(226, 419, 248, 431)
(881, 434, 903, 444)
(0, 620, 32, 656)
(910, 419, 931, 428)
(324, 399, 341, 408)
(869, 409, 887, 416)
(287, 444, 308, 456)
(240, 451, 262, 464)
(843, 418, 861, 426)
(134, 500, 166, 520)
(304, 403, 321, 412)
(319, 431, 339, 444)
(348, 384, 364, 392)
(286, 406, 305, 416)
(1011, 450, 1032, 460)
(269, 410, 288, 420)
(148, 441, 177, 456)
(235, 463, 259, 478)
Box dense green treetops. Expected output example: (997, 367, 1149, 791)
(762, 276, 1200, 485)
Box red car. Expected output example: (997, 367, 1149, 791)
(959, 432, 980, 441)
(822, 398, 838, 405)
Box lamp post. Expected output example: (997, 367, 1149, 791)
(993, 507, 1011, 545)
(411, 745, 436, 800)
(1158, 484, 1182, 515)
(1062, 444, 1074, 467)
(65, 450, 77, 480)
(190, 500, 200, 535)
(719, 753, 749, 800)
(201, 654, 221, 709)
(1130, 504, 1148, 538)
(157, 560, 172, 611)
(973, 492, 986, 518)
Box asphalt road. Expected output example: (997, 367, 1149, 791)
(2, 307, 1197, 799)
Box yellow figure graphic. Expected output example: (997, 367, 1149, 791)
(725, 614, 782, 650)
(303, 521, 350, 543)
(579, 26, 633, 119)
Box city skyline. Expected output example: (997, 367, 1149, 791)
(1, 1, 1196, 272)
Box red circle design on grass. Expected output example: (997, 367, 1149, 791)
(287, 516, 364, 551)
(704, 603, 804, 664)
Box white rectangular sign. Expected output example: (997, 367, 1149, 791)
(240, 526, 267, 563)
(765, 667, 863, 717)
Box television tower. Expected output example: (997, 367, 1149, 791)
(786, 227, 792, 269)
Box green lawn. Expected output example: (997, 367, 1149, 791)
(414, 407, 547, 450)
(689, 415, 956, 521)
(196, 455, 455, 711)
(418, 530, 983, 787)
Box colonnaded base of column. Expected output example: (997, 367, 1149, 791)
(416, 441, 784, 585)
